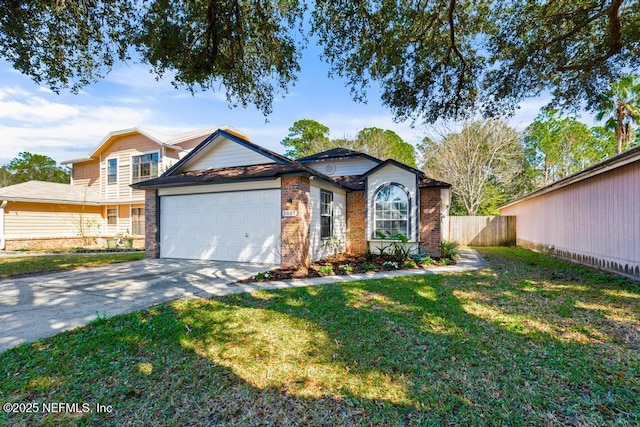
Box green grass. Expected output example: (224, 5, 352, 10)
(0, 252, 145, 277)
(1, 247, 638, 425)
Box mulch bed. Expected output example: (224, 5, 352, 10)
(236, 252, 454, 283)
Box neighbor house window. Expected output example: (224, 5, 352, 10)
(132, 152, 159, 183)
(320, 190, 333, 239)
(107, 158, 117, 184)
(132, 207, 145, 235)
(374, 184, 408, 238)
(107, 208, 117, 226)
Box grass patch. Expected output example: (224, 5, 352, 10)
(1, 247, 638, 425)
(0, 252, 145, 277)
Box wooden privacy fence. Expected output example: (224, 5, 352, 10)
(448, 216, 516, 246)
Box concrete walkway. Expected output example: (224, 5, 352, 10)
(0, 248, 486, 353)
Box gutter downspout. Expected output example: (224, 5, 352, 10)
(0, 200, 7, 250)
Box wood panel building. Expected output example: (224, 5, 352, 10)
(500, 146, 640, 279)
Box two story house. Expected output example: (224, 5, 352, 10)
(0, 127, 234, 250)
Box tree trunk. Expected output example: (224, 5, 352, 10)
(616, 104, 624, 154)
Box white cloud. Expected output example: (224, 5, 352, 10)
(0, 94, 80, 123)
(0, 85, 155, 164)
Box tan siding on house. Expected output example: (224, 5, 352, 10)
(174, 135, 210, 154)
(72, 161, 100, 189)
(163, 149, 181, 172)
(501, 160, 640, 277)
(100, 134, 160, 203)
(118, 163, 131, 199)
(4, 201, 103, 238)
(118, 204, 131, 234)
(104, 205, 118, 236)
(101, 134, 160, 160)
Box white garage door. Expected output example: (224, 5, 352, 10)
(160, 190, 281, 264)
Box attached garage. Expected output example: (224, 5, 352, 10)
(159, 188, 281, 264)
(132, 129, 449, 268)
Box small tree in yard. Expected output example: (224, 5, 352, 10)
(420, 119, 525, 216)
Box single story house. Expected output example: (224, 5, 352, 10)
(133, 129, 451, 267)
(501, 145, 640, 279)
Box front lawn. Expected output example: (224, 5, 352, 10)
(1, 247, 638, 425)
(0, 252, 145, 278)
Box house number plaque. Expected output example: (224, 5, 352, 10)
(282, 209, 298, 217)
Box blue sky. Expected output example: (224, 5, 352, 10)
(0, 47, 575, 167)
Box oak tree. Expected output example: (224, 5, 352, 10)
(0, 0, 305, 116)
(313, 0, 640, 122)
(4, 152, 70, 185)
(3, 1, 639, 121)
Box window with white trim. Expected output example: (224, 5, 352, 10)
(132, 153, 159, 183)
(107, 158, 117, 184)
(320, 190, 333, 239)
(132, 207, 144, 235)
(374, 184, 408, 238)
(107, 208, 117, 226)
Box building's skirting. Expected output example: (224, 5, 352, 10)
(517, 239, 640, 280)
(3, 237, 145, 251)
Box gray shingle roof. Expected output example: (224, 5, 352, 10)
(132, 163, 309, 188)
(297, 147, 380, 163)
(0, 181, 101, 204)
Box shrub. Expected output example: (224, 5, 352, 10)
(254, 271, 271, 280)
(382, 261, 398, 270)
(419, 255, 435, 265)
(411, 253, 435, 265)
(403, 260, 417, 268)
(339, 264, 353, 274)
(410, 253, 435, 265)
(364, 246, 374, 262)
(361, 263, 376, 272)
(440, 240, 460, 260)
(318, 265, 334, 276)
(375, 231, 413, 263)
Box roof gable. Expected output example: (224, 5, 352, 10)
(61, 126, 238, 165)
(165, 129, 292, 175)
(297, 147, 381, 164)
(362, 159, 425, 179)
(87, 127, 166, 159)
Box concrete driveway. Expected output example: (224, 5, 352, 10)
(1, 249, 488, 353)
(0, 259, 269, 353)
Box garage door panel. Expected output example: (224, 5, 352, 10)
(160, 190, 280, 264)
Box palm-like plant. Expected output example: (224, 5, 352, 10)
(596, 75, 640, 154)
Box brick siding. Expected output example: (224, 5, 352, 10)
(3, 237, 143, 251)
(280, 176, 311, 268)
(145, 189, 159, 258)
(346, 191, 366, 254)
(419, 188, 442, 257)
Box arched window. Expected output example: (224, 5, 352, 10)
(374, 184, 409, 238)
